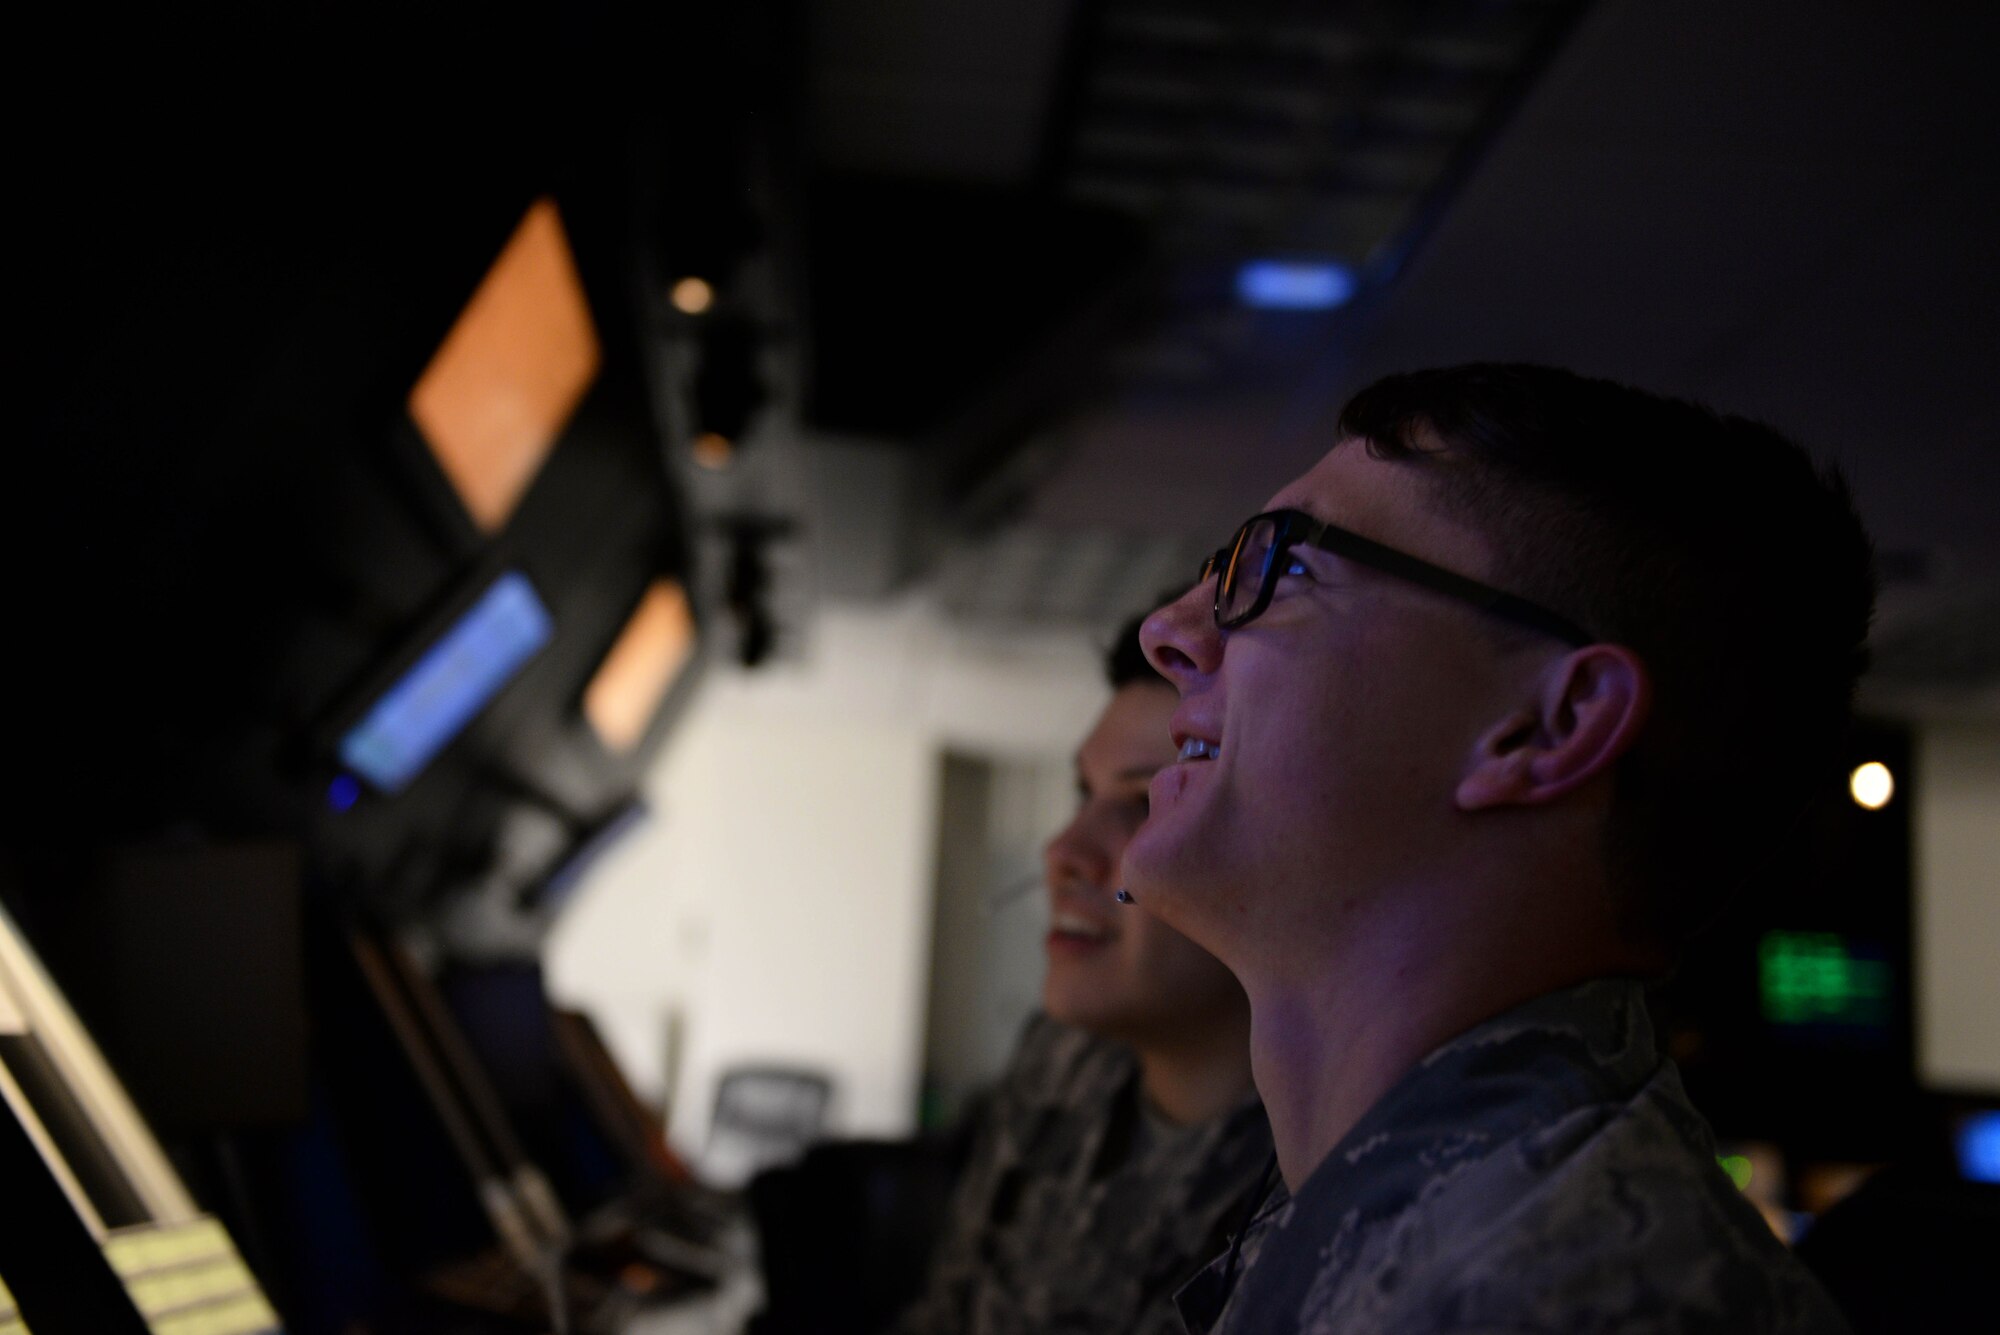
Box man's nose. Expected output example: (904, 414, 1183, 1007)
(1141, 583, 1222, 685)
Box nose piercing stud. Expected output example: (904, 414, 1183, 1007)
(1115, 888, 1135, 904)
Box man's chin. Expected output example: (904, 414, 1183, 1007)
(1120, 822, 1180, 898)
(1116, 871, 1212, 953)
(1044, 994, 1122, 1035)
(1123, 823, 1200, 902)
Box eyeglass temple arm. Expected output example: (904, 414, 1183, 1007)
(1311, 525, 1594, 647)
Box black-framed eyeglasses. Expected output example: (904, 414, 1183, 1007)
(1199, 509, 1594, 646)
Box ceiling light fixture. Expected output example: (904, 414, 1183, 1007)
(1236, 259, 1359, 311)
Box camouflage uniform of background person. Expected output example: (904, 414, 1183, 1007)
(887, 615, 1275, 1335)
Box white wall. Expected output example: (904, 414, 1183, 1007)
(920, 751, 1078, 1127)
(545, 596, 1106, 1174)
(1915, 721, 2000, 1091)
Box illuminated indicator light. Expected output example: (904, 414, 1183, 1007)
(1717, 1155, 1753, 1191)
(620, 1261, 663, 1295)
(1849, 761, 1894, 810)
(1758, 931, 1891, 1026)
(670, 277, 715, 315)
(327, 775, 361, 812)
(692, 432, 735, 470)
(1957, 1111, 2000, 1184)
(1236, 259, 1359, 311)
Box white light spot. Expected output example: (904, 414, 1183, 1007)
(1850, 761, 1894, 810)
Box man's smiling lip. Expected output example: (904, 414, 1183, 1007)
(1046, 906, 1116, 957)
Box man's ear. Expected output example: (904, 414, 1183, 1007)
(1456, 645, 1652, 810)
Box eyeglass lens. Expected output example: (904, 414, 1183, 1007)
(1218, 517, 1279, 626)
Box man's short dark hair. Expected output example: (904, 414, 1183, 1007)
(1337, 363, 1876, 948)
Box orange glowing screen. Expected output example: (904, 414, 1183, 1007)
(409, 197, 601, 532)
(584, 579, 697, 753)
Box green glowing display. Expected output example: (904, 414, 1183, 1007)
(1758, 931, 1890, 1027)
(1717, 1155, 1754, 1192)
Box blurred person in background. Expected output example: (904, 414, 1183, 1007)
(888, 612, 1274, 1335)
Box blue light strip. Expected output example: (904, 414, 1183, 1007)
(1236, 259, 1359, 310)
(338, 571, 554, 794)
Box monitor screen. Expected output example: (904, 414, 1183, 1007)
(339, 571, 554, 793)
(1758, 930, 1893, 1039)
(408, 198, 602, 533)
(582, 578, 696, 753)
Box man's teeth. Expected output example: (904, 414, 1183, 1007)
(1178, 737, 1220, 761)
(1051, 912, 1110, 939)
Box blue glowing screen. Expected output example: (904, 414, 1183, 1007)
(1236, 259, 1359, 310)
(338, 571, 553, 794)
(1957, 1110, 2000, 1184)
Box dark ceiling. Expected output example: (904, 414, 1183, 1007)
(797, 0, 1999, 706)
(15, 0, 1998, 713)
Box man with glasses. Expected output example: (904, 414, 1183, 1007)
(1124, 364, 1867, 1333)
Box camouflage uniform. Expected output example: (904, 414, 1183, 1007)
(891, 1013, 1274, 1335)
(1175, 978, 1853, 1335)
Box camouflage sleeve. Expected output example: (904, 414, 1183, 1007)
(886, 1015, 1267, 1335)
(1367, 1110, 1854, 1335)
(882, 1014, 1067, 1335)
